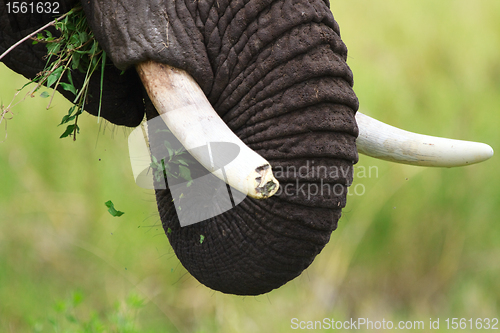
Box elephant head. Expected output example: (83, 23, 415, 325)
(0, 0, 493, 295)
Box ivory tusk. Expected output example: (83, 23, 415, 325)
(136, 61, 279, 199)
(356, 112, 494, 167)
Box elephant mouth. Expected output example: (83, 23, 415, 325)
(135, 60, 493, 200)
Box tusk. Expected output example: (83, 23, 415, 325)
(136, 61, 279, 199)
(355, 112, 494, 167)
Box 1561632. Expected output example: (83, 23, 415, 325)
(6, 2, 60, 14)
(445, 318, 498, 330)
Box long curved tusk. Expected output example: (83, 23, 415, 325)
(356, 112, 494, 167)
(136, 61, 279, 199)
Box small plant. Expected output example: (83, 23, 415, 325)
(150, 130, 195, 186)
(31, 291, 144, 333)
(149, 129, 196, 212)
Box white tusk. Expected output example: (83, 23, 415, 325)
(136, 61, 279, 199)
(355, 112, 494, 167)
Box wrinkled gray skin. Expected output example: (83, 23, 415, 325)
(0, 0, 359, 295)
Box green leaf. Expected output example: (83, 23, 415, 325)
(178, 165, 192, 182)
(18, 81, 34, 91)
(60, 106, 76, 121)
(60, 114, 76, 124)
(199, 235, 205, 244)
(163, 140, 174, 158)
(163, 140, 173, 150)
(54, 21, 64, 30)
(46, 67, 63, 88)
(59, 82, 77, 95)
(89, 41, 98, 55)
(64, 20, 75, 32)
(40, 91, 50, 98)
(69, 33, 80, 47)
(155, 129, 171, 134)
(78, 31, 89, 44)
(167, 228, 172, 234)
(59, 124, 75, 138)
(72, 52, 81, 70)
(104, 200, 125, 217)
(46, 42, 60, 55)
(67, 70, 74, 86)
(91, 54, 99, 68)
(70, 106, 78, 116)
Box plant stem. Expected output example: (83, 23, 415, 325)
(73, 115, 79, 141)
(47, 55, 73, 109)
(28, 60, 62, 96)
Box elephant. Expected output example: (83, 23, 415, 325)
(0, 0, 493, 296)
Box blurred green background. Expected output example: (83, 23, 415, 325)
(0, 0, 498, 332)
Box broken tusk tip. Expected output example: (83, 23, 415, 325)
(248, 165, 280, 199)
(256, 180, 279, 198)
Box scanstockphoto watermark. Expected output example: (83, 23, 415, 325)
(290, 317, 499, 330)
(273, 162, 379, 199)
(291, 318, 426, 330)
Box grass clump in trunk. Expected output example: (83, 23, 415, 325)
(1, 6, 106, 140)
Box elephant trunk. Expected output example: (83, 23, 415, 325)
(79, 0, 360, 295)
(84, 0, 493, 295)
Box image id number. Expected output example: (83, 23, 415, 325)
(6, 2, 60, 14)
(445, 318, 499, 330)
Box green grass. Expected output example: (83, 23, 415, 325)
(1, 0, 499, 332)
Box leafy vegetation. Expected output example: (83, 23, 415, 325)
(150, 130, 195, 187)
(32, 6, 106, 140)
(149, 128, 196, 211)
(1, 6, 106, 140)
(31, 291, 144, 333)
